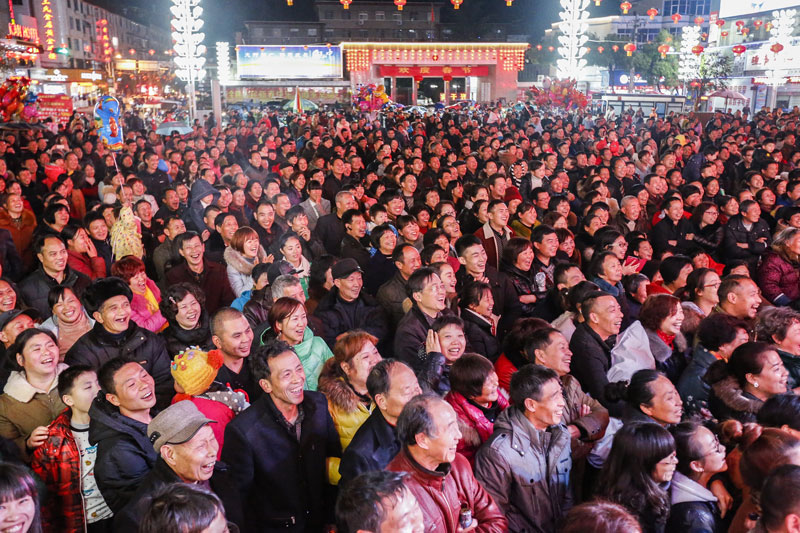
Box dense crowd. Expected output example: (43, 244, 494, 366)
(0, 102, 799, 532)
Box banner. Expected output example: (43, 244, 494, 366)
(36, 94, 72, 126)
(378, 66, 489, 77)
(236, 45, 343, 79)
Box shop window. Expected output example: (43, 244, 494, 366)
(324, 10, 333, 19)
(393, 13, 402, 24)
(308, 28, 317, 36)
(359, 29, 368, 38)
(376, 11, 385, 20)
(272, 28, 281, 37)
(358, 12, 368, 22)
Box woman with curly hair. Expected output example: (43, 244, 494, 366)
(160, 283, 214, 356)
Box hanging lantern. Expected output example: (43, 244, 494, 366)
(451, 0, 463, 9)
(148, 49, 155, 55)
(735, 20, 745, 30)
(671, 13, 681, 24)
(715, 19, 725, 27)
(721, 30, 729, 37)
(771, 43, 785, 53)
(394, 0, 406, 10)
(505, 0, 513, 5)
(646, 7, 658, 19)
(594, 0, 601, 5)
(692, 44, 704, 55)
(547, 45, 555, 52)
(657, 44, 670, 58)
(624, 42, 636, 56)
(612, 44, 619, 52)
(754, 19, 763, 28)
(536, 44, 542, 50)
(620, 1, 631, 14)
(701, 32, 708, 40)
(129, 48, 136, 55)
(741, 27, 750, 36)
(340, 0, 351, 8)
(414, 74, 424, 82)
(597, 46, 605, 53)
(732, 44, 746, 55)
(287, 0, 293, 4)
(694, 16, 704, 25)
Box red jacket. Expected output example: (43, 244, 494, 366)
(494, 354, 517, 394)
(30, 409, 85, 533)
(67, 249, 106, 280)
(445, 390, 509, 465)
(757, 250, 800, 304)
(387, 448, 508, 533)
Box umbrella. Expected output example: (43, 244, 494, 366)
(708, 89, 747, 111)
(282, 97, 319, 112)
(0, 122, 49, 131)
(155, 121, 192, 135)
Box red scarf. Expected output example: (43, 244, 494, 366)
(657, 330, 675, 350)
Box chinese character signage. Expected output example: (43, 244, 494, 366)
(40, 0, 56, 59)
(236, 45, 343, 79)
(37, 94, 73, 127)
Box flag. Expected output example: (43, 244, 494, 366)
(293, 87, 303, 113)
(429, 4, 435, 22)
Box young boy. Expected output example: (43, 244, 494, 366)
(31, 364, 114, 533)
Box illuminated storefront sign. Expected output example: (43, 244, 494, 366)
(7, 23, 39, 42)
(40, 0, 55, 59)
(236, 45, 343, 79)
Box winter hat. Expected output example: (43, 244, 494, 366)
(82, 277, 132, 314)
(171, 347, 224, 396)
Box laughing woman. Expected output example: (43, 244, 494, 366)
(224, 226, 270, 298)
(0, 329, 66, 458)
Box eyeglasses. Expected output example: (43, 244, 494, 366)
(703, 436, 725, 456)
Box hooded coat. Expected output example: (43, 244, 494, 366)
(183, 179, 220, 235)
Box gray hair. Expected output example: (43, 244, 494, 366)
(620, 195, 638, 210)
(772, 227, 800, 253)
(396, 393, 443, 446)
(271, 274, 302, 300)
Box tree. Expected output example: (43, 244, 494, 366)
(630, 30, 679, 90)
(688, 51, 733, 109)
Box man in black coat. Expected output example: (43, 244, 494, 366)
(722, 199, 772, 274)
(221, 339, 341, 533)
(339, 359, 422, 487)
(339, 209, 371, 271)
(569, 292, 623, 412)
(314, 190, 356, 256)
(19, 235, 90, 318)
(394, 267, 450, 371)
(650, 196, 695, 256)
(137, 152, 171, 202)
(166, 231, 235, 315)
(65, 277, 174, 407)
(313, 258, 390, 350)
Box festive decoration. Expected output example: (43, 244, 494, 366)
(754, 19, 763, 28)
(528, 78, 588, 109)
(287, 0, 292, 4)
(594, 0, 601, 5)
(657, 44, 670, 58)
(671, 13, 681, 24)
(694, 16, 704, 25)
(741, 27, 750, 36)
(597, 45, 604, 53)
(679, 25, 702, 82)
(620, 1, 631, 13)
(721, 31, 729, 37)
(715, 19, 725, 27)
(735, 20, 745, 31)
(624, 42, 636, 56)
(394, 0, 406, 10)
(95, 19, 112, 63)
(764, 8, 797, 87)
(94, 95, 123, 151)
(646, 8, 658, 19)
(353, 83, 394, 112)
(732, 44, 746, 55)
(451, 0, 463, 8)
(0, 78, 37, 123)
(771, 43, 784, 53)
(536, 44, 542, 50)
(340, 0, 351, 8)
(216, 42, 231, 84)
(612, 44, 619, 52)
(557, 0, 590, 79)
(692, 44, 704, 55)
(701, 32, 708, 40)
(171, 0, 206, 121)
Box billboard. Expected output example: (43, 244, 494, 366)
(236, 45, 343, 79)
(719, 0, 800, 19)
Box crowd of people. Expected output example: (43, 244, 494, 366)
(0, 101, 798, 532)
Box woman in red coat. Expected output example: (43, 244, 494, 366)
(757, 227, 800, 307)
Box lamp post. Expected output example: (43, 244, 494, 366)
(557, 0, 590, 80)
(170, 0, 206, 124)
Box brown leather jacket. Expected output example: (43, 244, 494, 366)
(387, 448, 508, 533)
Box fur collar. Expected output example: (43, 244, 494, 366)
(223, 245, 268, 275)
(711, 375, 763, 415)
(317, 372, 366, 413)
(645, 328, 687, 363)
(3, 364, 68, 403)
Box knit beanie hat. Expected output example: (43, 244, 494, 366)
(171, 347, 224, 396)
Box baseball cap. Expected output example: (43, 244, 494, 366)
(331, 258, 362, 280)
(147, 400, 216, 452)
(267, 260, 301, 285)
(0, 308, 40, 331)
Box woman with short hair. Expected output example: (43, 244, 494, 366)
(111, 255, 166, 332)
(224, 226, 270, 297)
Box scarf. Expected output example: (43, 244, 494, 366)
(57, 313, 92, 356)
(657, 330, 675, 350)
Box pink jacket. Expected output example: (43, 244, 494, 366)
(445, 389, 509, 465)
(130, 278, 167, 332)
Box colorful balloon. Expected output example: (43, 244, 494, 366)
(94, 95, 124, 151)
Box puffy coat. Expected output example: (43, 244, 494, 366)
(224, 244, 269, 297)
(166, 260, 236, 315)
(677, 345, 718, 417)
(221, 391, 341, 533)
(259, 326, 333, 391)
(66, 249, 106, 280)
(722, 215, 772, 270)
(757, 250, 800, 305)
(445, 390, 509, 466)
(388, 448, 508, 533)
(462, 310, 501, 363)
(19, 266, 91, 319)
(0, 207, 36, 269)
(778, 349, 800, 391)
(0, 365, 67, 458)
(65, 322, 174, 408)
(338, 408, 400, 488)
(162, 312, 215, 357)
(500, 263, 537, 317)
(313, 288, 390, 351)
(650, 217, 695, 256)
(340, 234, 371, 271)
(474, 406, 572, 533)
(130, 278, 167, 332)
(242, 287, 271, 328)
(607, 321, 688, 384)
(708, 375, 763, 423)
(88, 395, 157, 514)
(394, 306, 447, 373)
(666, 472, 723, 533)
(317, 372, 373, 453)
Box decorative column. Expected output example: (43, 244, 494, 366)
(557, 0, 590, 80)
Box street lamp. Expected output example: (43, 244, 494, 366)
(171, 0, 206, 123)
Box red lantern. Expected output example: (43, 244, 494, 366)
(690, 80, 701, 88)
(692, 45, 704, 55)
(624, 43, 636, 56)
(612, 44, 619, 52)
(620, 1, 631, 13)
(394, 0, 405, 10)
(701, 32, 708, 40)
(548, 46, 555, 52)
(657, 44, 670, 58)
(721, 30, 729, 37)
(694, 16, 704, 25)
(128, 48, 135, 55)
(597, 46, 605, 53)
(732, 44, 746, 55)
(671, 13, 681, 24)
(735, 20, 745, 29)
(451, 0, 462, 8)
(536, 44, 542, 50)
(340, 0, 351, 8)
(754, 19, 763, 28)
(715, 19, 725, 27)
(771, 43, 784, 53)
(414, 74, 424, 82)
(287, 0, 293, 4)
(646, 7, 658, 19)
(148, 49, 155, 55)
(742, 27, 750, 36)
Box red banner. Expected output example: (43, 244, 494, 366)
(378, 65, 489, 77)
(37, 94, 73, 127)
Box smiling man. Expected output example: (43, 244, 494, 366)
(19, 235, 90, 318)
(65, 277, 174, 407)
(222, 339, 341, 533)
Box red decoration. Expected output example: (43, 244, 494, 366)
(715, 19, 725, 27)
(742, 28, 750, 36)
(536, 44, 542, 50)
(597, 46, 604, 53)
(505, 0, 513, 5)
(394, 0, 405, 10)
(732, 44, 746, 55)
(340, 0, 351, 8)
(620, 1, 631, 13)
(646, 7, 658, 19)
(754, 19, 763, 28)
(657, 44, 670, 58)
(528, 78, 588, 109)
(451, 0, 463, 8)
(612, 44, 619, 52)
(771, 43, 784, 53)
(671, 13, 681, 24)
(694, 16, 704, 25)
(721, 31, 729, 37)
(624, 42, 636, 56)
(692, 45, 704, 55)
(548, 46, 555, 52)
(735, 20, 745, 29)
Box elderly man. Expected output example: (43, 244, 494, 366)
(336, 471, 424, 533)
(387, 394, 507, 533)
(114, 401, 239, 532)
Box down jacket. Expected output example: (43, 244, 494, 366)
(474, 406, 573, 533)
(721, 215, 772, 270)
(313, 288, 391, 351)
(224, 245, 270, 297)
(445, 389, 509, 465)
(708, 375, 764, 423)
(607, 321, 688, 384)
(757, 250, 800, 305)
(88, 395, 158, 514)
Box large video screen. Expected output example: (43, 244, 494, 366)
(719, 0, 800, 18)
(236, 45, 343, 79)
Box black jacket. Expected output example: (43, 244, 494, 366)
(88, 396, 158, 515)
(222, 392, 341, 533)
(314, 212, 345, 256)
(569, 322, 616, 410)
(65, 322, 174, 408)
(666, 501, 721, 533)
(456, 265, 521, 337)
(339, 234, 371, 271)
(18, 266, 90, 318)
(394, 306, 442, 373)
(166, 260, 236, 315)
(722, 214, 772, 270)
(0, 229, 23, 282)
(339, 409, 401, 488)
(162, 311, 215, 356)
(114, 457, 241, 533)
(313, 288, 390, 352)
(676, 344, 717, 417)
(650, 217, 695, 256)
(462, 309, 501, 363)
